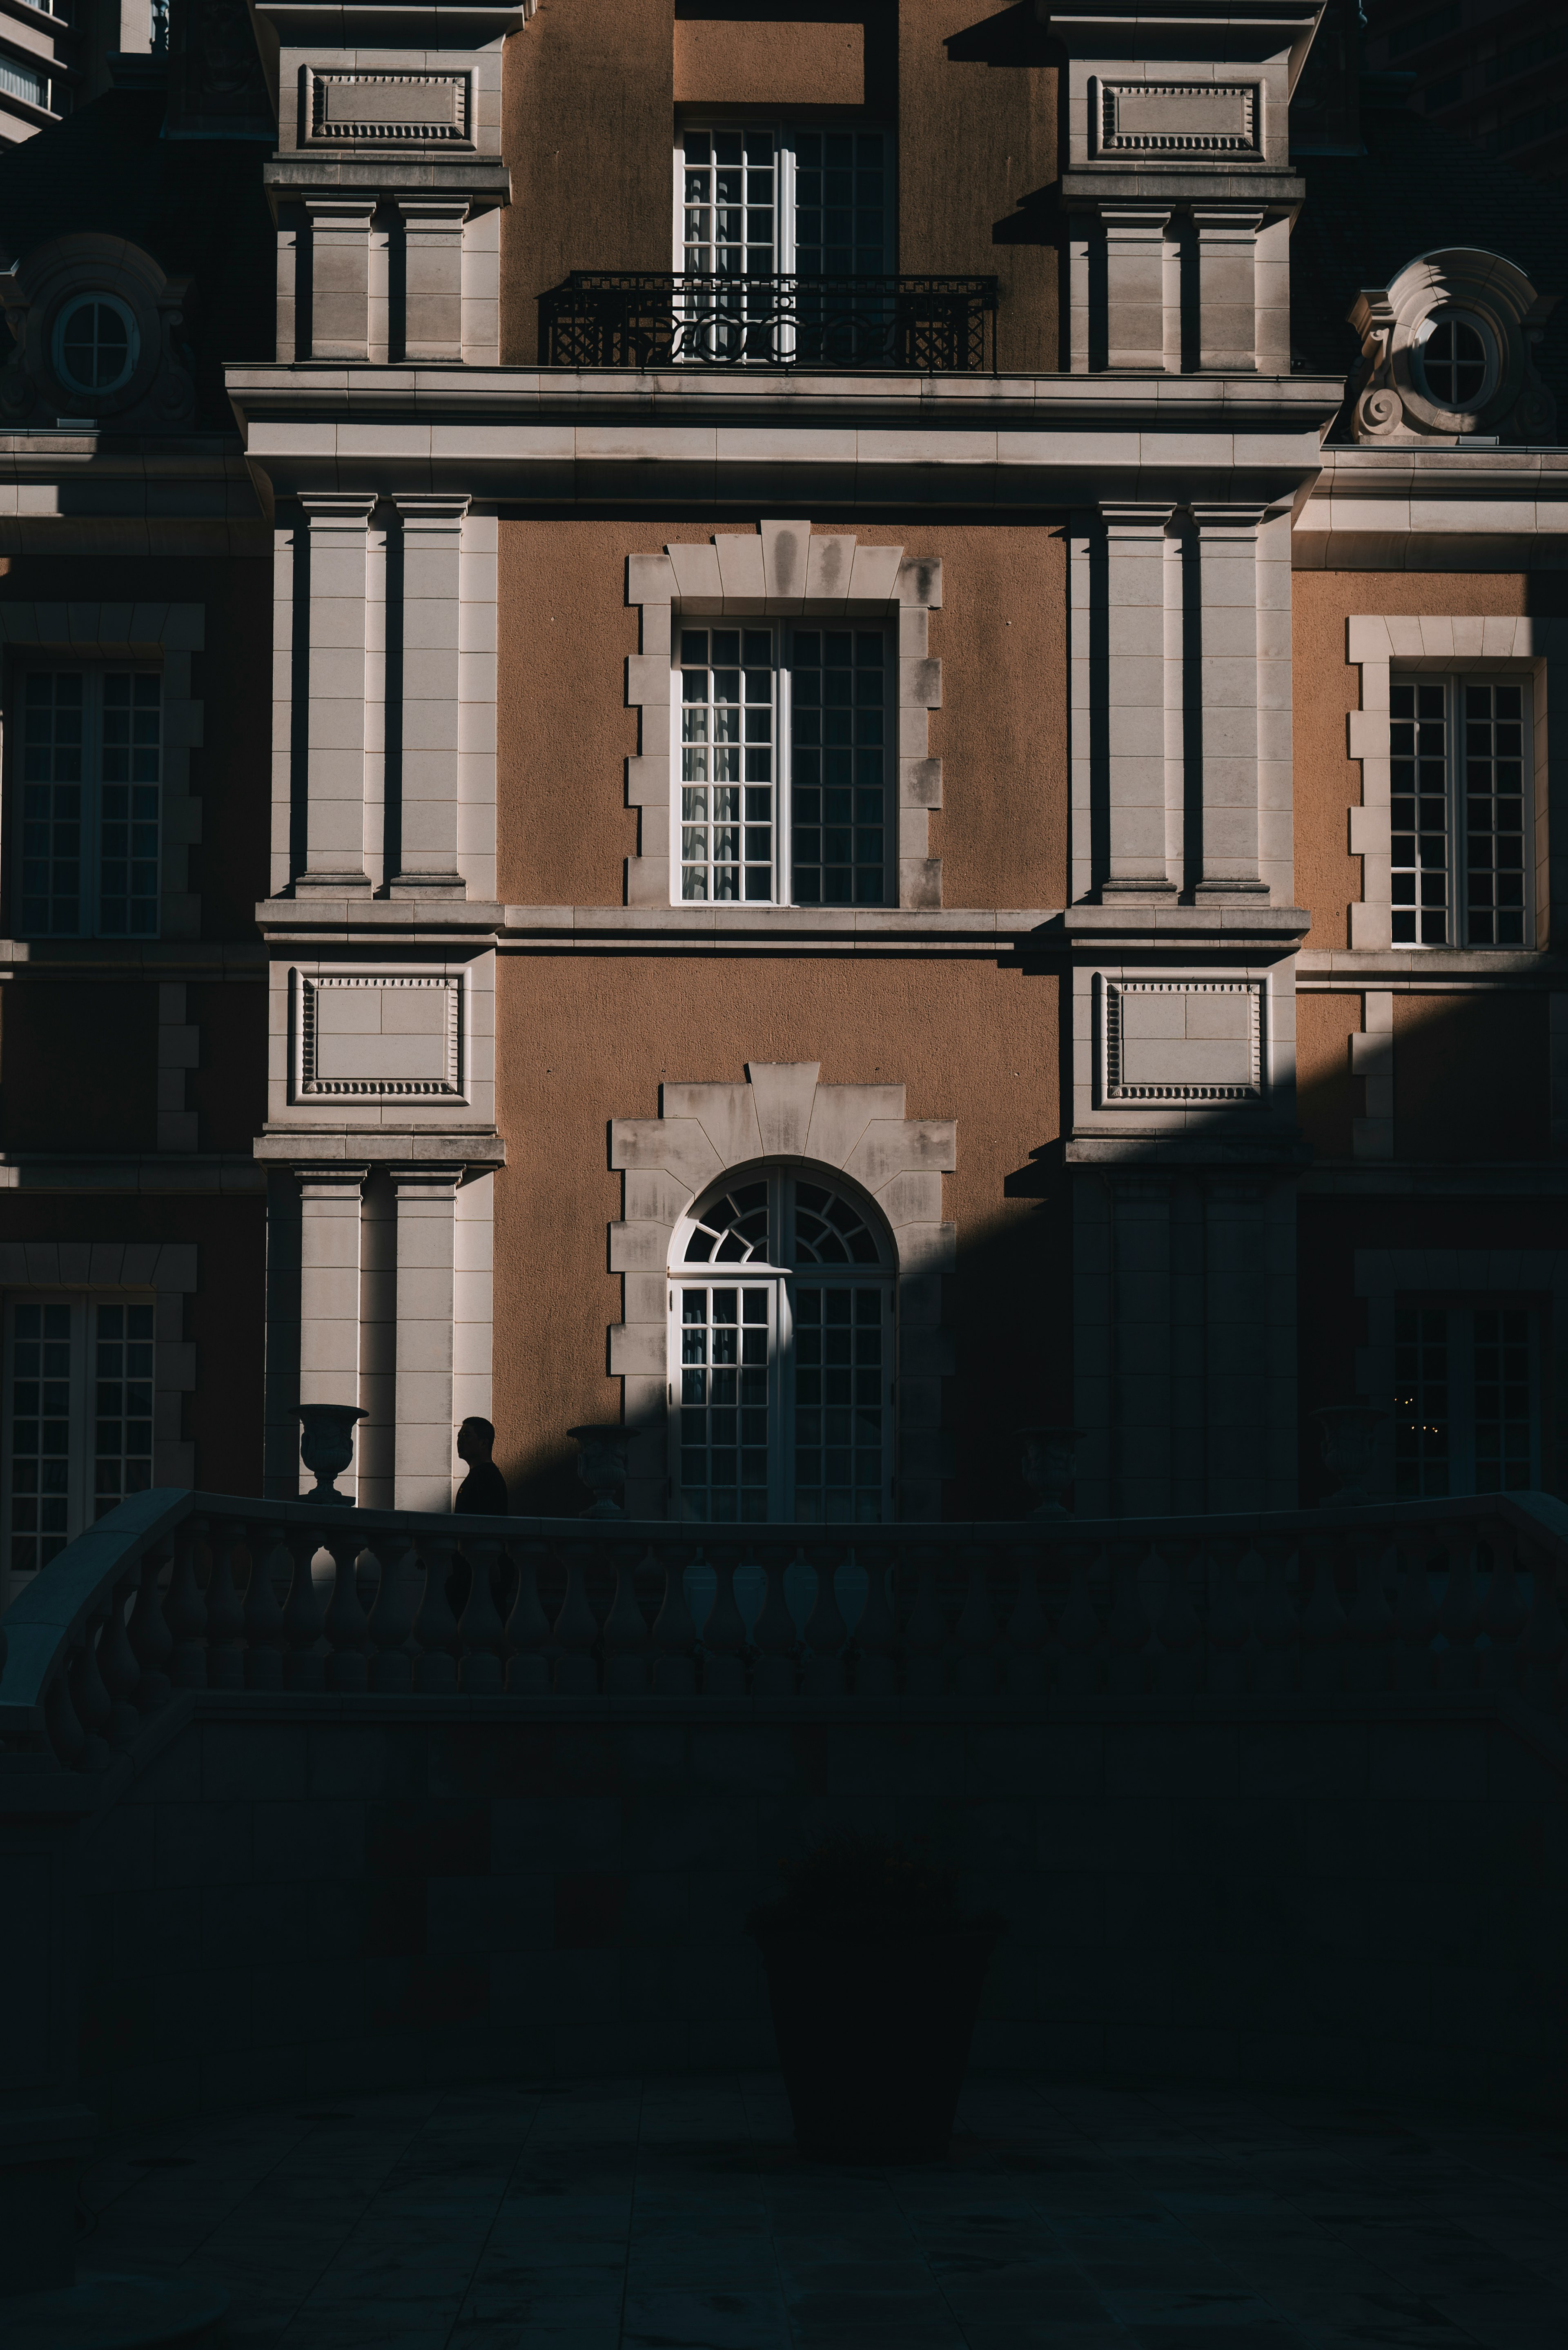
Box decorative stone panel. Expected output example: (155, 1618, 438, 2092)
(1100, 978, 1263, 1105)
(304, 69, 474, 147)
(608, 1061, 956, 1518)
(1091, 79, 1262, 160)
(292, 971, 464, 1101)
(624, 521, 944, 912)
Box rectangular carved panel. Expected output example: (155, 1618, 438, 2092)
(306, 70, 472, 145)
(1094, 80, 1261, 159)
(294, 972, 465, 1099)
(1101, 979, 1263, 1105)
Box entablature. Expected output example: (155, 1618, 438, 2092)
(1294, 447, 1568, 567)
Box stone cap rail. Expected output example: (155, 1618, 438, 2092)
(2, 1487, 1568, 1771)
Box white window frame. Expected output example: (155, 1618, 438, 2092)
(0, 1288, 159, 1594)
(1388, 669, 1535, 949)
(672, 122, 896, 280)
(10, 661, 165, 940)
(1391, 1298, 1542, 1499)
(669, 617, 895, 908)
(667, 1169, 896, 1525)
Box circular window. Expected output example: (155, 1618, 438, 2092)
(1418, 312, 1492, 411)
(52, 294, 139, 396)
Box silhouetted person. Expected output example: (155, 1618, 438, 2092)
(454, 1416, 509, 1516)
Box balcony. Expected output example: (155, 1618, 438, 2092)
(539, 271, 1000, 373)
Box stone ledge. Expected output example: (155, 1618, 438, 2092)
(254, 1130, 505, 1169)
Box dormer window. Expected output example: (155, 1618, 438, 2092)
(52, 295, 139, 397)
(1348, 248, 1557, 444)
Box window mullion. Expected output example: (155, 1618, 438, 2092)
(777, 624, 790, 905)
(1447, 675, 1461, 949)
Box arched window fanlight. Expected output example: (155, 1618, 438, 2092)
(671, 1168, 891, 1524)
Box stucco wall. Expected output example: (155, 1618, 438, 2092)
(61, 1693, 1568, 2128)
(490, 953, 1067, 1515)
(496, 519, 1068, 913)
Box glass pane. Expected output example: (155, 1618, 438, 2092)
(791, 629, 888, 908)
(7, 1299, 77, 1575)
(1459, 677, 1528, 947)
(18, 672, 85, 936)
(1393, 1305, 1450, 1499)
(679, 628, 774, 903)
(98, 672, 161, 938)
(1389, 677, 1450, 947)
(675, 1283, 773, 1523)
(1471, 1308, 1536, 1492)
(793, 1283, 886, 1524)
(90, 1299, 156, 1518)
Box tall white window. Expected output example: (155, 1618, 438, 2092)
(675, 623, 890, 905)
(1393, 1304, 1539, 1497)
(670, 1170, 893, 1524)
(15, 668, 162, 938)
(1390, 674, 1531, 946)
(2, 1295, 156, 1586)
(677, 126, 891, 362)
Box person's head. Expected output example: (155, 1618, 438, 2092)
(457, 1416, 496, 1464)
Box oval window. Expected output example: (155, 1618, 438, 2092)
(1419, 313, 1491, 410)
(52, 294, 139, 396)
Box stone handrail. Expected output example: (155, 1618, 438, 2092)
(2, 1487, 1568, 1770)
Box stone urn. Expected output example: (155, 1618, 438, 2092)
(1018, 1424, 1081, 1517)
(568, 1423, 630, 1519)
(298, 1403, 365, 1506)
(1311, 1403, 1387, 1505)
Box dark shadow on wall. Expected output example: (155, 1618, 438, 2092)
(944, 3, 1061, 67)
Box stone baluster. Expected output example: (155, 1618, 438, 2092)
(98, 1573, 142, 1744)
(700, 1545, 747, 1697)
(1477, 1521, 1527, 1692)
(128, 1542, 175, 1712)
(552, 1544, 601, 1695)
(902, 1546, 948, 1696)
(413, 1534, 462, 1695)
(1518, 1541, 1566, 1714)
(855, 1545, 898, 1697)
(1107, 1546, 1149, 1695)
(1435, 1526, 1480, 1692)
(1055, 1548, 1103, 1695)
(205, 1521, 247, 1693)
(165, 1519, 209, 1691)
(1344, 1539, 1396, 1694)
(1394, 1535, 1437, 1693)
(802, 1545, 848, 1697)
(368, 1537, 419, 1693)
(953, 1545, 1000, 1697)
(282, 1528, 327, 1693)
(1155, 1544, 1202, 1696)
(243, 1528, 289, 1691)
(651, 1546, 698, 1696)
(1300, 1534, 1347, 1696)
(45, 1663, 86, 1769)
(750, 1544, 797, 1698)
(506, 1543, 553, 1695)
(1252, 1544, 1299, 1694)
(1004, 1545, 1049, 1697)
(459, 1535, 508, 1695)
(601, 1544, 652, 1695)
(1204, 1544, 1251, 1694)
(68, 1615, 112, 1771)
(324, 1526, 372, 1693)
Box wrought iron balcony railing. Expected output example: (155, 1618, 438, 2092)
(540, 271, 999, 373)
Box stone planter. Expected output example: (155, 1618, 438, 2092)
(1311, 1403, 1387, 1505)
(752, 1918, 1004, 2163)
(297, 1403, 365, 1506)
(568, 1423, 630, 1518)
(1018, 1424, 1081, 1517)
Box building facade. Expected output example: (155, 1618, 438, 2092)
(0, 0, 1564, 1595)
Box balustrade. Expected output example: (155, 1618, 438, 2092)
(4, 1488, 1568, 1770)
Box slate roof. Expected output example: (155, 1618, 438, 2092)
(1292, 91, 1568, 439)
(0, 80, 274, 432)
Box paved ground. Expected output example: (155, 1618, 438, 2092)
(81, 2075, 1568, 2350)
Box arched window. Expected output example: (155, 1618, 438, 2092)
(670, 1168, 893, 1524)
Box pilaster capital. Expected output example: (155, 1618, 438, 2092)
(1099, 501, 1175, 541)
(388, 1162, 466, 1198)
(301, 196, 378, 226)
(1187, 501, 1271, 538)
(392, 197, 472, 229)
(393, 493, 472, 532)
(294, 1164, 371, 1201)
(298, 492, 377, 530)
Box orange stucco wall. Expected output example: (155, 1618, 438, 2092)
(1394, 991, 1548, 1160)
(496, 518, 1068, 911)
(491, 951, 1067, 1516)
(1294, 991, 1358, 1163)
(1291, 572, 1532, 952)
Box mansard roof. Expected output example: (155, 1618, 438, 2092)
(1292, 93, 1568, 440)
(0, 83, 273, 432)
